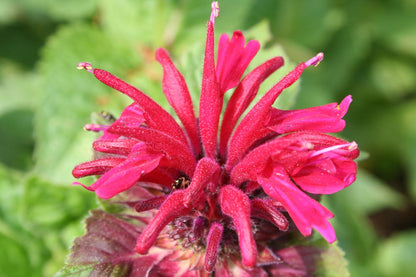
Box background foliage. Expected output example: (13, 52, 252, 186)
(0, 0, 415, 276)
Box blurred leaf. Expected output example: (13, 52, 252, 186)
(15, 0, 97, 20)
(0, 0, 19, 24)
(371, 58, 416, 100)
(0, 65, 41, 115)
(100, 0, 173, 47)
(0, 109, 35, 170)
(322, 184, 379, 275)
(340, 170, 405, 214)
(372, 7, 416, 58)
(21, 175, 96, 232)
(35, 23, 140, 184)
(375, 231, 416, 277)
(0, 234, 34, 277)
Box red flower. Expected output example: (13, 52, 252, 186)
(73, 1, 359, 273)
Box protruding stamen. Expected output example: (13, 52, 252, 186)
(304, 52, 324, 67)
(77, 62, 94, 73)
(210, 1, 219, 23)
(83, 123, 109, 132)
(310, 141, 357, 158)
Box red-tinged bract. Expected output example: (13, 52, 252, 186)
(73, 1, 359, 275)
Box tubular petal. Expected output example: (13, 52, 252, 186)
(109, 125, 197, 176)
(136, 190, 193, 254)
(225, 61, 308, 171)
(199, 20, 222, 159)
(90, 152, 162, 199)
(72, 157, 125, 178)
(219, 185, 257, 269)
(92, 68, 189, 146)
(156, 48, 200, 156)
(219, 56, 284, 156)
(93, 139, 138, 155)
(135, 196, 167, 212)
(184, 157, 220, 207)
(250, 199, 289, 231)
(216, 31, 260, 93)
(204, 222, 224, 272)
(266, 96, 353, 134)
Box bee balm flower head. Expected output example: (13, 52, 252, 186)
(73, 1, 359, 274)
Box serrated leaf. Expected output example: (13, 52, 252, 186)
(35, 23, 140, 184)
(56, 210, 142, 277)
(274, 239, 349, 277)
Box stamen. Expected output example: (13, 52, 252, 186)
(310, 141, 357, 158)
(210, 1, 219, 24)
(304, 52, 324, 67)
(83, 123, 109, 132)
(77, 62, 94, 73)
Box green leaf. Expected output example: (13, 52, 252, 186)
(20, 175, 96, 231)
(16, 0, 97, 20)
(337, 170, 405, 214)
(35, 23, 140, 184)
(0, 109, 35, 170)
(100, 0, 174, 47)
(0, 234, 33, 277)
(375, 231, 416, 277)
(370, 58, 416, 100)
(314, 241, 349, 277)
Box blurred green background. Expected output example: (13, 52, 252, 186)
(1, 0, 415, 276)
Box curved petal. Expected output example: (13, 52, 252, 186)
(109, 125, 197, 176)
(219, 56, 284, 156)
(216, 31, 260, 93)
(136, 190, 193, 254)
(199, 20, 222, 158)
(226, 54, 324, 171)
(92, 68, 189, 147)
(267, 95, 352, 134)
(219, 185, 257, 269)
(258, 164, 336, 243)
(156, 48, 200, 156)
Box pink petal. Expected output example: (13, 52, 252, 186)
(93, 139, 138, 155)
(156, 48, 200, 156)
(204, 222, 224, 272)
(250, 198, 289, 231)
(226, 58, 312, 171)
(93, 68, 189, 147)
(136, 190, 193, 254)
(267, 95, 352, 134)
(72, 157, 125, 178)
(258, 164, 336, 243)
(199, 21, 222, 158)
(219, 57, 284, 157)
(89, 150, 163, 199)
(292, 157, 357, 194)
(216, 31, 260, 93)
(219, 185, 257, 269)
(183, 157, 220, 206)
(109, 125, 196, 176)
(134, 196, 166, 212)
(230, 131, 359, 186)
